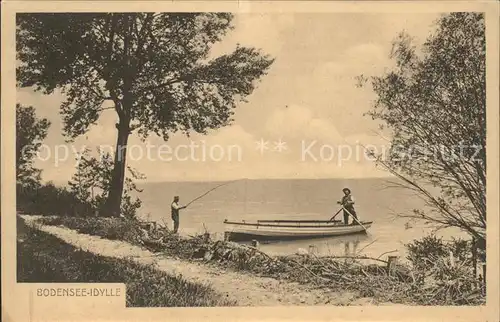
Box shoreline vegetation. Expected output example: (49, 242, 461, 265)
(25, 213, 485, 306)
(17, 216, 236, 307)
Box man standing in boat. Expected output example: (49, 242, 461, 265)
(337, 188, 358, 225)
(171, 196, 187, 234)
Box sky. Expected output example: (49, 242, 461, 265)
(17, 12, 442, 183)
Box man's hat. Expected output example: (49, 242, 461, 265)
(342, 188, 351, 193)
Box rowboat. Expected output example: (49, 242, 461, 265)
(223, 219, 373, 241)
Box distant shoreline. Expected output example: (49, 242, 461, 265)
(47, 176, 397, 187)
(140, 176, 396, 184)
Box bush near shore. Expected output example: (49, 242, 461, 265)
(17, 183, 95, 217)
(35, 216, 485, 306)
(17, 216, 235, 307)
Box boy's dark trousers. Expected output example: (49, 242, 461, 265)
(172, 214, 179, 233)
(343, 206, 358, 225)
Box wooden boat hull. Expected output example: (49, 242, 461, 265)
(223, 219, 372, 241)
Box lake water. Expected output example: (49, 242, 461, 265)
(135, 178, 466, 260)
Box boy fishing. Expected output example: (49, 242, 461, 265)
(168, 180, 240, 233)
(171, 196, 187, 233)
(337, 188, 359, 225)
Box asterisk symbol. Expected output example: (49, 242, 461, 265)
(255, 138, 269, 154)
(273, 139, 288, 153)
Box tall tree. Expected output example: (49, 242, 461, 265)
(360, 13, 486, 247)
(17, 13, 274, 216)
(16, 103, 51, 187)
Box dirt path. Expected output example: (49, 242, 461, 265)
(22, 215, 367, 306)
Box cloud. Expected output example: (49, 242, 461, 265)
(265, 104, 344, 143)
(313, 42, 390, 89)
(209, 13, 295, 59)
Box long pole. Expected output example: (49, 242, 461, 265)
(342, 206, 368, 231)
(185, 179, 242, 207)
(329, 207, 343, 221)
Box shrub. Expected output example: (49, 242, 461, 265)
(68, 148, 144, 219)
(17, 182, 94, 217)
(406, 235, 474, 272)
(403, 234, 484, 304)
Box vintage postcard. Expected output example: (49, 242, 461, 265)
(1, 1, 499, 321)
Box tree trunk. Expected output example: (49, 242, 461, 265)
(104, 15, 135, 217)
(104, 118, 130, 217)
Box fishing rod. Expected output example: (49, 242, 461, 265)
(184, 178, 244, 207)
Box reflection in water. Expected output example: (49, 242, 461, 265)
(259, 233, 371, 257)
(344, 239, 360, 256)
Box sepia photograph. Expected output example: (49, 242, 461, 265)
(2, 1, 499, 321)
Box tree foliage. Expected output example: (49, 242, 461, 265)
(362, 13, 486, 245)
(17, 13, 275, 215)
(16, 13, 274, 141)
(16, 103, 51, 187)
(68, 148, 145, 219)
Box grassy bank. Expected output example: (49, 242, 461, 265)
(17, 216, 235, 307)
(35, 216, 485, 306)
